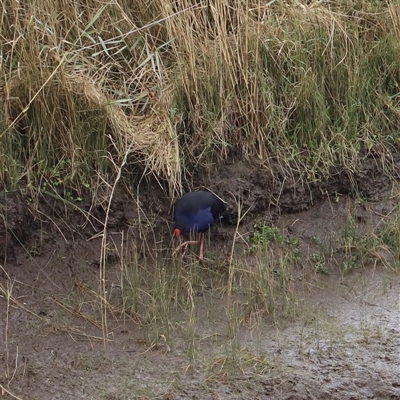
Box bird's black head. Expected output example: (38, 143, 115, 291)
(220, 211, 234, 225)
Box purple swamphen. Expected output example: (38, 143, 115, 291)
(173, 190, 231, 259)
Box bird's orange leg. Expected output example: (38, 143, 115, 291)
(198, 233, 204, 260)
(172, 232, 201, 256)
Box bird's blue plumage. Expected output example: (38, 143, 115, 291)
(173, 190, 230, 236)
(174, 206, 215, 234)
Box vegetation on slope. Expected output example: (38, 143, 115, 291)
(1, 0, 400, 195)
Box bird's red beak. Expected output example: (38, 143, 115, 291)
(173, 228, 181, 237)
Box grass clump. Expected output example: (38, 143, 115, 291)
(247, 218, 282, 250)
(228, 219, 300, 321)
(247, 218, 301, 261)
(1, 1, 400, 195)
(337, 195, 400, 273)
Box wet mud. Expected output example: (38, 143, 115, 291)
(1, 157, 400, 399)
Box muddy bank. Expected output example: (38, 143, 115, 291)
(1, 151, 398, 261)
(1, 154, 400, 399)
(1, 195, 400, 399)
(210, 153, 399, 217)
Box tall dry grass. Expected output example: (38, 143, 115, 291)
(1, 0, 400, 195)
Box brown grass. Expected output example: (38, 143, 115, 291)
(0, 0, 399, 197)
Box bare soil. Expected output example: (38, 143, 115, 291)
(1, 158, 400, 399)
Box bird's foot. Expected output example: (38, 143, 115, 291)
(172, 240, 200, 257)
(197, 256, 215, 264)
